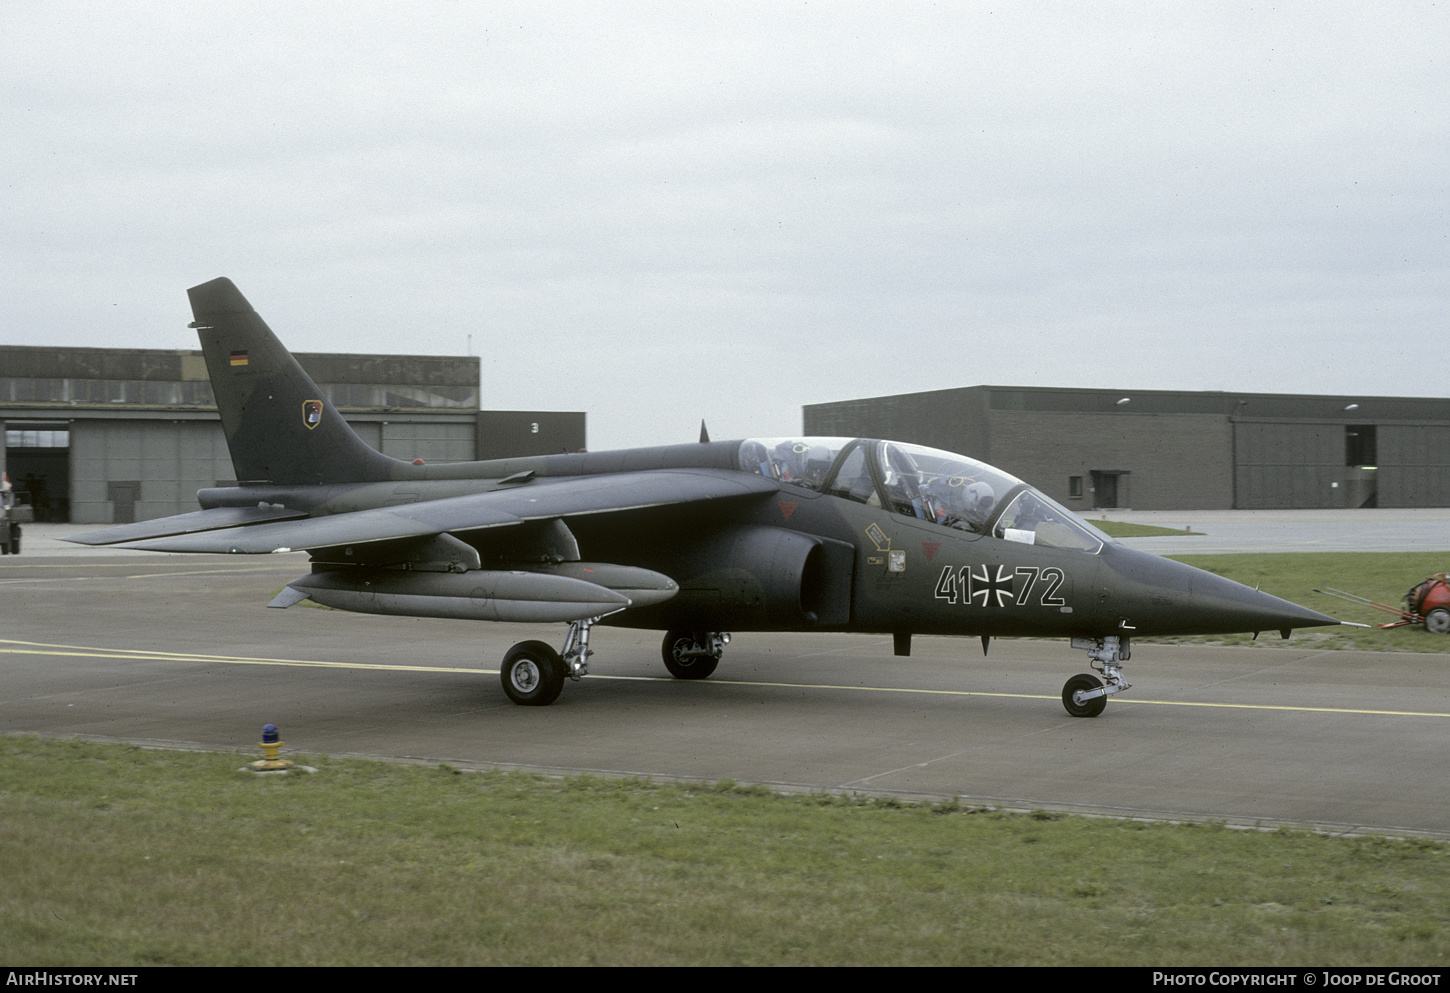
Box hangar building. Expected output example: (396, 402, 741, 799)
(0, 345, 584, 524)
(804, 386, 1450, 511)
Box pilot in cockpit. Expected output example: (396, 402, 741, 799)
(925, 477, 995, 533)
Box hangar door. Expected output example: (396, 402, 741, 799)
(1234, 421, 1342, 509)
(1377, 424, 1450, 507)
(4, 421, 69, 522)
(377, 420, 476, 463)
(70, 420, 233, 525)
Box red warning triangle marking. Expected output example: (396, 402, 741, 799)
(921, 541, 941, 561)
(779, 501, 798, 520)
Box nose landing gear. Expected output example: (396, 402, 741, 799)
(1062, 635, 1131, 718)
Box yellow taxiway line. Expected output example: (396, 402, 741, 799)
(3, 637, 1449, 719)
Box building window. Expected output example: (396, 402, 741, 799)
(6, 428, 69, 448)
(1068, 475, 1083, 499)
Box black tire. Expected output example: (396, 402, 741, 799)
(500, 640, 566, 706)
(1426, 608, 1450, 635)
(1062, 673, 1107, 718)
(661, 630, 719, 680)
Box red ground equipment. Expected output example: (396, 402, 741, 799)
(1315, 575, 1450, 633)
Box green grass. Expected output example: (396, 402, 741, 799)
(2, 735, 1449, 966)
(1152, 551, 1450, 650)
(1089, 520, 1204, 538)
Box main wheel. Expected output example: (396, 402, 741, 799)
(501, 640, 566, 706)
(1426, 608, 1450, 634)
(661, 630, 719, 680)
(1062, 673, 1107, 718)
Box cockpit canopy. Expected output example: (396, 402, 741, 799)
(739, 437, 1105, 554)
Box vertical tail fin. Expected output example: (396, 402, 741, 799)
(188, 277, 401, 485)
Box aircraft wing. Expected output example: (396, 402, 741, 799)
(75, 468, 779, 554)
(62, 505, 310, 546)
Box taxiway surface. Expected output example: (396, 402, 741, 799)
(4, 522, 1449, 836)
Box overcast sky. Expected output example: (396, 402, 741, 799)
(3, 2, 1445, 450)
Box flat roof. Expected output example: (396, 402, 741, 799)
(807, 385, 1450, 422)
(0, 345, 480, 411)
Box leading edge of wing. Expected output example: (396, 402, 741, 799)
(110, 468, 781, 554)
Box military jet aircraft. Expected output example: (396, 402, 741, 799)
(69, 278, 1341, 716)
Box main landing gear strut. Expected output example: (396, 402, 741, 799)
(1062, 635, 1132, 718)
(661, 630, 730, 679)
(498, 621, 732, 706)
(500, 616, 601, 706)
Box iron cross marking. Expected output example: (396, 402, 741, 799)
(970, 564, 1015, 607)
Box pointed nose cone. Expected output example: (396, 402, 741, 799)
(1098, 544, 1340, 637)
(1184, 566, 1341, 634)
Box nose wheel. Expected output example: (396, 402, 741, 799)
(1062, 673, 1107, 718)
(1062, 635, 1131, 718)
